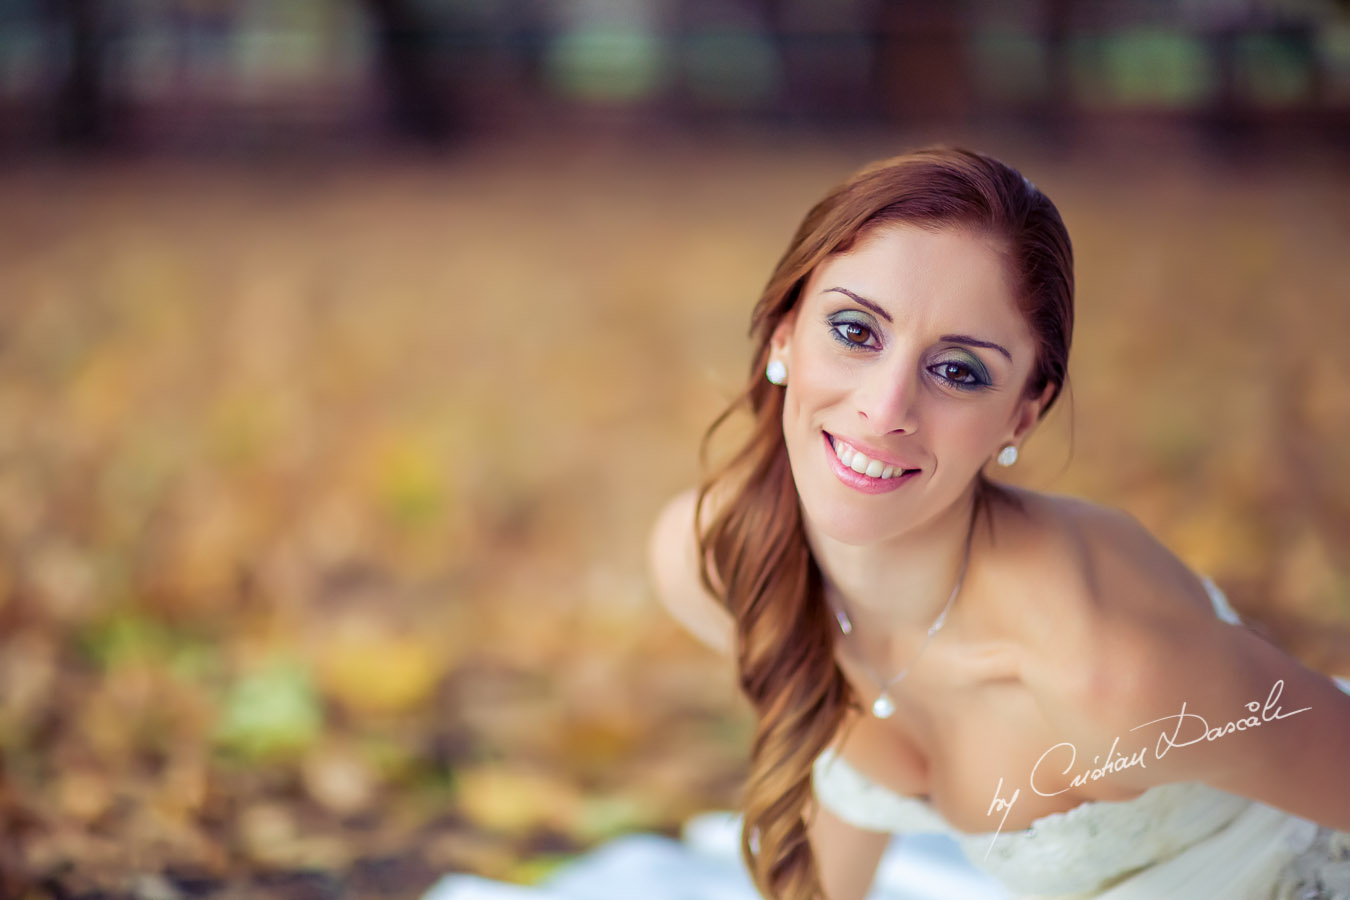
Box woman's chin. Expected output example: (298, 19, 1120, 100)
(799, 499, 905, 547)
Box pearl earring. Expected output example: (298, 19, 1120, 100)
(997, 444, 1018, 467)
(766, 359, 787, 385)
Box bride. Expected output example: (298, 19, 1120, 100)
(645, 146, 1350, 900)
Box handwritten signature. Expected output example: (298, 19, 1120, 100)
(980, 678, 1310, 860)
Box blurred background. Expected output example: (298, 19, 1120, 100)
(1, 1, 1349, 898)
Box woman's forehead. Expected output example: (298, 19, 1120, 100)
(808, 226, 1018, 315)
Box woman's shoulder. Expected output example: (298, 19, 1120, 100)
(991, 490, 1350, 820)
(646, 482, 736, 655)
(982, 486, 1224, 698)
(994, 483, 1150, 548)
(992, 485, 1218, 621)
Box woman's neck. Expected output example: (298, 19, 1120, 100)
(804, 483, 980, 637)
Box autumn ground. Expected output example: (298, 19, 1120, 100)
(0, 125, 1348, 899)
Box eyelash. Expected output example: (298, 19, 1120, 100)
(827, 319, 990, 391)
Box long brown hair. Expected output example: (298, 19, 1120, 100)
(693, 145, 1075, 899)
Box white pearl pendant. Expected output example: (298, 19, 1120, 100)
(872, 693, 897, 719)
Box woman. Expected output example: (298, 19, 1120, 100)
(646, 145, 1350, 900)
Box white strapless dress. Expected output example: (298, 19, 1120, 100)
(424, 577, 1350, 900)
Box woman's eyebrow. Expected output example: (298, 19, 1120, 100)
(824, 286, 1013, 363)
(942, 334, 1013, 363)
(826, 287, 892, 321)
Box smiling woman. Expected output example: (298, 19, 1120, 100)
(665, 145, 1350, 900)
(768, 222, 1052, 547)
(422, 147, 1350, 900)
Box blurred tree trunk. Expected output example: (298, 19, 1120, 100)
(50, 0, 111, 148)
(1033, 0, 1075, 151)
(361, 0, 456, 144)
(871, 0, 974, 123)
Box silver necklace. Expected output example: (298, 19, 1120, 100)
(828, 516, 975, 719)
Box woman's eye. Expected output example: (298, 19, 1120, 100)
(932, 361, 982, 387)
(831, 321, 876, 348)
(842, 323, 871, 345)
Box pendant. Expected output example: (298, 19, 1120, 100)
(871, 693, 896, 719)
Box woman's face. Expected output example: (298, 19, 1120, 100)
(770, 222, 1054, 545)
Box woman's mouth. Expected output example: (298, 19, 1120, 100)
(823, 432, 920, 494)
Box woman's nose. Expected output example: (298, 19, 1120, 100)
(855, 355, 920, 435)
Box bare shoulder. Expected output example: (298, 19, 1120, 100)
(999, 490, 1350, 824)
(984, 488, 1222, 730)
(646, 482, 735, 655)
(972, 487, 1122, 677)
(992, 486, 1219, 630)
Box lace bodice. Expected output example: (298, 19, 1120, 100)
(812, 576, 1350, 898)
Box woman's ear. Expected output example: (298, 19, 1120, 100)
(1010, 380, 1057, 443)
(769, 306, 799, 358)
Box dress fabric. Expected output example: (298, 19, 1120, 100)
(423, 576, 1350, 900)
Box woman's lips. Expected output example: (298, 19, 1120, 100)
(822, 431, 919, 494)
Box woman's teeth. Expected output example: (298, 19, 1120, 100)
(829, 434, 914, 480)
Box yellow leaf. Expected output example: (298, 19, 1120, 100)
(455, 765, 582, 836)
(313, 625, 443, 715)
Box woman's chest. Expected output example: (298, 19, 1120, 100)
(829, 645, 1124, 835)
